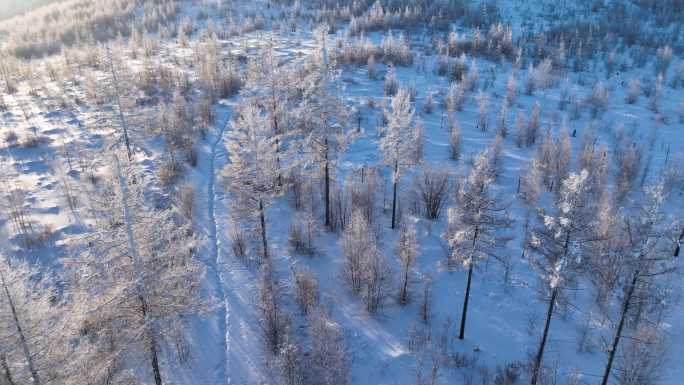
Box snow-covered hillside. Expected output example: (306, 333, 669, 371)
(0, 1, 682, 385)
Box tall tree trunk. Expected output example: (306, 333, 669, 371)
(1, 354, 16, 385)
(531, 288, 558, 385)
(107, 47, 133, 162)
(459, 226, 479, 340)
(272, 100, 282, 187)
(458, 263, 474, 340)
(325, 159, 331, 230)
(259, 197, 269, 259)
(0, 269, 41, 385)
(600, 269, 639, 385)
(115, 156, 163, 385)
(401, 261, 409, 304)
(139, 294, 163, 385)
(391, 161, 398, 230)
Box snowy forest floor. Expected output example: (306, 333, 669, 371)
(0, 1, 682, 385)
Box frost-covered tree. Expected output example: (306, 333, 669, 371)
(615, 140, 642, 202)
(340, 211, 375, 295)
(515, 111, 526, 148)
(199, 32, 241, 100)
(527, 102, 541, 147)
(443, 148, 512, 339)
(528, 170, 594, 385)
(380, 87, 421, 229)
(307, 312, 349, 385)
(506, 73, 517, 106)
(396, 223, 420, 304)
(476, 90, 490, 131)
(598, 186, 678, 385)
(445, 82, 465, 115)
(449, 118, 462, 160)
(496, 99, 509, 138)
(0, 255, 67, 385)
(655, 45, 673, 76)
(588, 81, 610, 117)
(292, 265, 319, 316)
(243, 48, 295, 184)
(384, 65, 398, 96)
(537, 130, 556, 189)
(106, 46, 136, 162)
(520, 158, 543, 206)
(339, 211, 391, 313)
(222, 102, 286, 260)
(297, 55, 351, 230)
(257, 262, 291, 355)
(63, 157, 203, 385)
(412, 166, 451, 220)
(555, 122, 572, 184)
(626, 78, 641, 104)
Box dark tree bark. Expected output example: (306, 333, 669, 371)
(325, 158, 331, 230)
(459, 263, 474, 340)
(259, 197, 269, 259)
(1, 354, 17, 385)
(531, 288, 558, 385)
(0, 269, 41, 385)
(139, 294, 163, 385)
(107, 47, 133, 162)
(391, 161, 398, 230)
(459, 226, 479, 340)
(600, 269, 639, 385)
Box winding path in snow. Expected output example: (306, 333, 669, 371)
(207, 112, 270, 385)
(206, 116, 230, 384)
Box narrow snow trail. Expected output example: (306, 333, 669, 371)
(207, 116, 230, 385)
(207, 110, 271, 385)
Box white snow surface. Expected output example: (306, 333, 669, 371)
(0, 1, 682, 385)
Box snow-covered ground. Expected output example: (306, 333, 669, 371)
(0, 1, 682, 385)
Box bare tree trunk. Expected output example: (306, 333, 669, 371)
(458, 263, 473, 340)
(531, 288, 557, 385)
(400, 262, 409, 304)
(600, 270, 639, 385)
(139, 294, 163, 385)
(272, 101, 282, 187)
(391, 161, 398, 230)
(0, 269, 41, 385)
(114, 156, 163, 385)
(325, 158, 331, 230)
(1, 353, 16, 385)
(459, 227, 479, 340)
(107, 47, 133, 162)
(259, 197, 269, 259)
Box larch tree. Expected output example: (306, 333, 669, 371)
(340, 211, 392, 313)
(242, 47, 294, 186)
(528, 170, 594, 385)
(599, 185, 678, 385)
(396, 222, 420, 305)
(297, 50, 352, 231)
(222, 102, 286, 260)
(62, 156, 204, 385)
(443, 147, 512, 340)
(379, 87, 422, 229)
(105, 45, 137, 163)
(0, 255, 68, 385)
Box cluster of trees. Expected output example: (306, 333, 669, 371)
(1, 2, 683, 385)
(1, 158, 204, 385)
(0, 0, 57, 21)
(0, 0, 178, 59)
